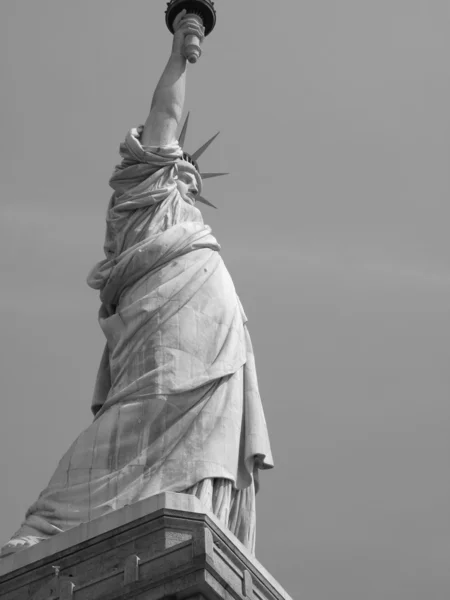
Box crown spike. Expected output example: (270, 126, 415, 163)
(191, 131, 220, 162)
(196, 195, 217, 209)
(200, 172, 229, 179)
(178, 112, 190, 147)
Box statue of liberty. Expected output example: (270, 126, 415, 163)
(1, 8, 273, 558)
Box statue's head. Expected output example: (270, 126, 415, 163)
(175, 158, 202, 206)
(176, 113, 228, 209)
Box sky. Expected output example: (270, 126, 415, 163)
(0, 1, 449, 598)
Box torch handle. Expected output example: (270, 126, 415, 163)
(183, 14, 203, 64)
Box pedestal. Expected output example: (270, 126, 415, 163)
(0, 493, 292, 600)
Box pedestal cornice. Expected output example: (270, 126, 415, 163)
(0, 493, 292, 600)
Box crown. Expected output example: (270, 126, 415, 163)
(178, 113, 228, 208)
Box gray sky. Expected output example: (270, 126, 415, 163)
(1, 1, 449, 598)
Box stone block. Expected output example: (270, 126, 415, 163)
(0, 493, 292, 600)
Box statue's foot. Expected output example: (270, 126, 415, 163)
(0, 536, 45, 558)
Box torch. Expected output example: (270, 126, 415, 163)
(165, 0, 217, 64)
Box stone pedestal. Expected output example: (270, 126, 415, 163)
(0, 493, 292, 600)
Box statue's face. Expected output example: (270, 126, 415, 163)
(176, 161, 202, 205)
(176, 169, 199, 205)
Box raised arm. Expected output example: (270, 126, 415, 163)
(141, 11, 205, 148)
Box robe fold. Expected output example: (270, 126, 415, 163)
(1, 127, 273, 557)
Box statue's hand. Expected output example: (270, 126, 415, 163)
(172, 9, 205, 57)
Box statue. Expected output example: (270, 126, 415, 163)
(1, 2, 273, 558)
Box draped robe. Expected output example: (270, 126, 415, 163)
(0, 128, 273, 557)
